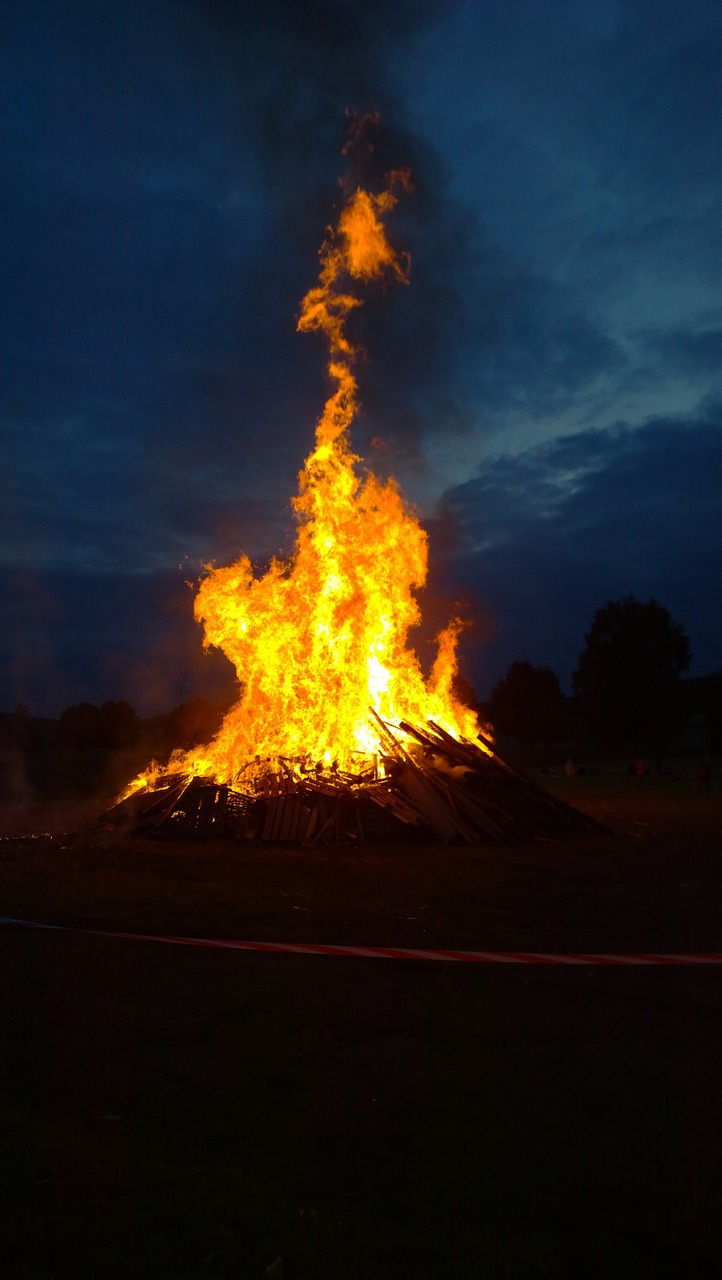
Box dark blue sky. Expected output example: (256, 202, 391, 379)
(2, 0, 721, 716)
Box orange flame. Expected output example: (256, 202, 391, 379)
(132, 174, 480, 791)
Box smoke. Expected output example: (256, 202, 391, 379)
(178, 0, 476, 476)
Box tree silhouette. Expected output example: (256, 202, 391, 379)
(572, 596, 691, 755)
(98, 700, 141, 749)
(487, 660, 568, 749)
(57, 703, 103, 750)
(7, 704, 35, 750)
(58, 700, 140, 750)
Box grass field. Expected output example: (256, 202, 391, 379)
(1, 781, 721, 1278)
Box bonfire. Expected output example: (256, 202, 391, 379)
(104, 165, 598, 844)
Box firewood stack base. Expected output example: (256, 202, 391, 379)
(100, 717, 605, 846)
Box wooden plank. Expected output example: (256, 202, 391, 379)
(440, 779, 508, 840)
(398, 765, 458, 843)
(362, 782, 425, 825)
(426, 773, 484, 843)
(279, 796, 301, 841)
(301, 803, 319, 846)
(295, 802, 312, 843)
(260, 796, 285, 841)
(369, 707, 411, 762)
(101, 777, 188, 828)
(473, 728, 605, 831)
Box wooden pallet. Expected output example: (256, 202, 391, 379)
(100, 714, 605, 845)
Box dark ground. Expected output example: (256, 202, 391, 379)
(1, 778, 721, 1279)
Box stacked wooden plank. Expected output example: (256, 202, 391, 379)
(100, 776, 236, 839)
(101, 714, 603, 845)
(385, 717, 603, 842)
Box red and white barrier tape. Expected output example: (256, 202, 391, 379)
(2, 916, 721, 965)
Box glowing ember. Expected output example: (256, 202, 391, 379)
(131, 169, 482, 793)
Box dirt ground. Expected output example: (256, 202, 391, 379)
(1, 781, 721, 1279)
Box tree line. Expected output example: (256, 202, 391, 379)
(0, 697, 228, 756)
(0, 696, 234, 802)
(484, 595, 720, 758)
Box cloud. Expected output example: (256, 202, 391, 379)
(2, 0, 478, 580)
(3, 0, 722, 714)
(637, 321, 722, 379)
(618, 13, 722, 205)
(429, 407, 722, 691)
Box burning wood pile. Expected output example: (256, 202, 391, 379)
(107, 150, 600, 850)
(101, 715, 600, 845)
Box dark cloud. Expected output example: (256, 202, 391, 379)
(1, 0, 472, 578)
(467, 278, 628, 419)
(400, 0, 722, 436)
(620, 16, 722, 203)
(429, 409, 722, 693)
(637, 322, 722, 379)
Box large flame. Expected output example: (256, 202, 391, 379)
(135, 173, 480, 789)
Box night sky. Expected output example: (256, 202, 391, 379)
(3, 0, 721, 717)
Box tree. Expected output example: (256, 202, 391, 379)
(572, 596, 691, 756)
(8, 704, 35, 750)
(487, 660, 568, 749)
(58, 703, 103, 750)
(57, 700, 141, 750)
(98, 700, 141, 750)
